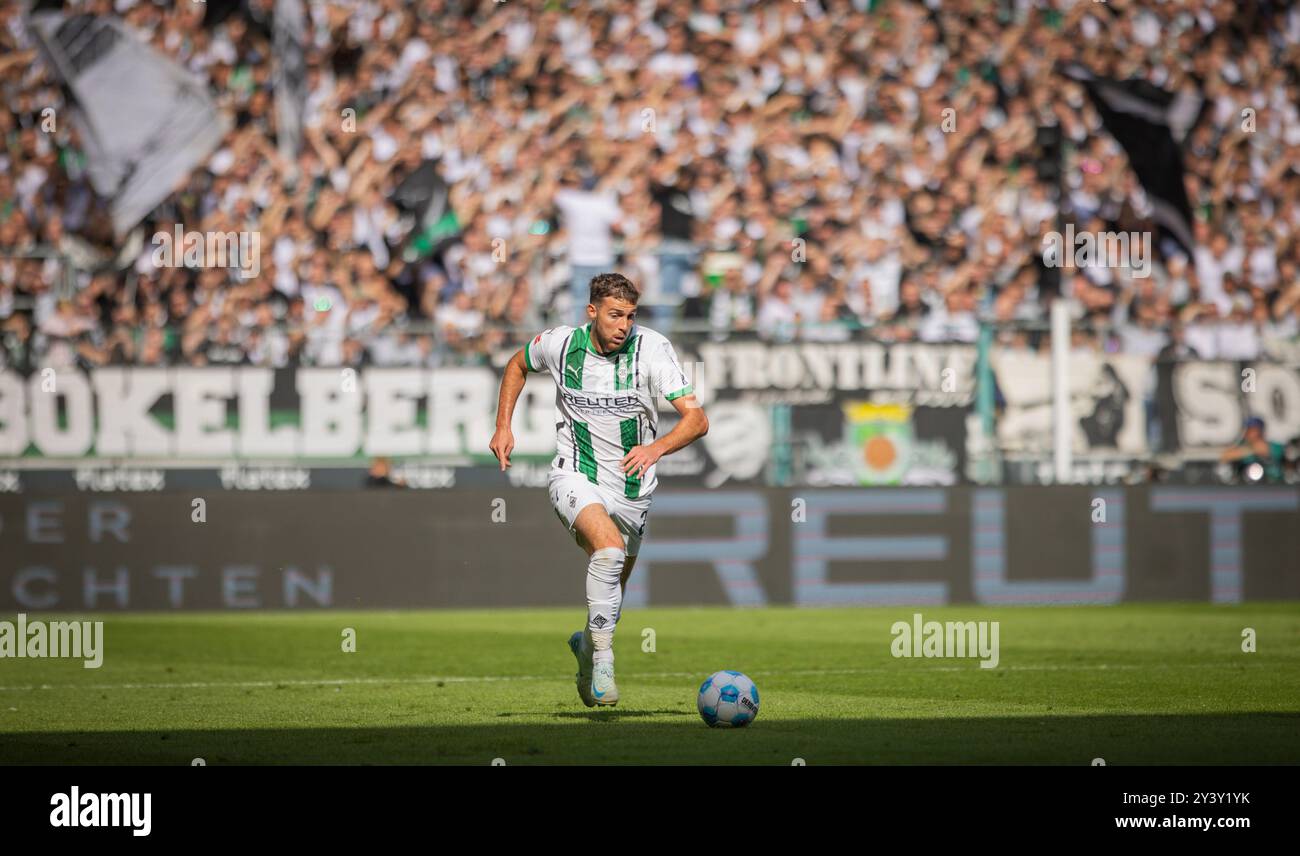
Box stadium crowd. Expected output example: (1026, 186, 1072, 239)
(2, 0, 1300, 371)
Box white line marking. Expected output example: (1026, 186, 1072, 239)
(0, 662, 1261, 693)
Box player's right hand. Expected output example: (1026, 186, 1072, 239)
(489, 427, 515, 471)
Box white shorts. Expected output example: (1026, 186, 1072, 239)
(548, 469, 652, 556)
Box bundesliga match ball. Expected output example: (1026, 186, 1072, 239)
(697, 670, 759, 728)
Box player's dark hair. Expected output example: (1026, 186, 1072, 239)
(588, 272, 640, 306)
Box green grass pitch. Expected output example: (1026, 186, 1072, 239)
(2, 603, 1298, 765)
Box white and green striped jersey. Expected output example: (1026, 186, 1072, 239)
(525, 323, 693, 499)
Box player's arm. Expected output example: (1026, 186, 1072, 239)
(489, 348, 529, 471)
(621, 395, 709, 479)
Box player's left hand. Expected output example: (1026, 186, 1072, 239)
(621, 444, 662, 478)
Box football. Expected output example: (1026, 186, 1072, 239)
(697, 670, 760, 728)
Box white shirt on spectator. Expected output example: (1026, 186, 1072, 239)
(647, 52, 699, 80)
(399, 39, 432, 76)
(918, 307, 979, 343)
(710, 290, 754, 333)
(1265, 313, 1298, 341)
(1247, 244, 1278, 289)
(505, 18, 534, 56)
(791, 287, 825, 323)
(1194, 245, 1244, 311)
(735, 19, 762, 56)
(1116, 325, 1168, 357)
(555, 189, 621, 266)
(438, 304, 484, 338)
(1216, 322, 1261, 360)
(857, 255, 902, 317)
(1183, 323, 1219, 360)
(756, 295, 798, 341)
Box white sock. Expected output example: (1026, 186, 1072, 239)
(586, 546, 625, 665)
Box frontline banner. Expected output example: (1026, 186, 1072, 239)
(1, 487, 1295, 610)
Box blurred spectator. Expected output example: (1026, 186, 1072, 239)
(365, 456, 406, 488)
(919, 289, 980, 344)
(554, 170, 623, 325)
(756, 279, 797, 342)
(1220, 417, 1286, 484)
(708, 268, 754, 340)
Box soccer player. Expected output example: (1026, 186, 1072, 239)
(489, 273, 709, 706)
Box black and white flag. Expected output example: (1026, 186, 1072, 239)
(1061, 63, 1201, 256)
(26, 10, 228, 238)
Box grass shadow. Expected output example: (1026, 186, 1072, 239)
(3, 712, 1298, 765)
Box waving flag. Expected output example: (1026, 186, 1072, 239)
(1061, 63, 1201, 256)
(26, 9, 228, 237)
